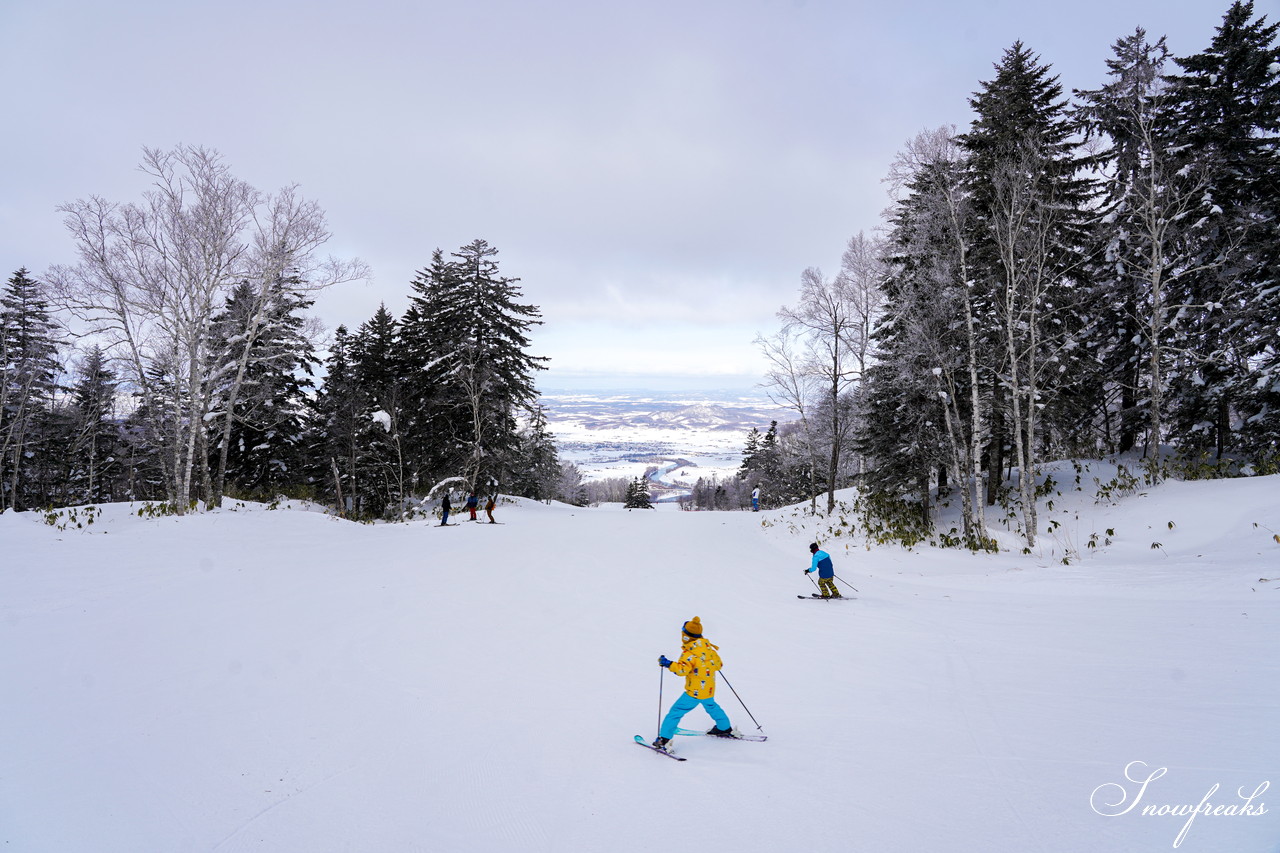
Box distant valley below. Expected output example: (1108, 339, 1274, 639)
(538, 388, 790, 486)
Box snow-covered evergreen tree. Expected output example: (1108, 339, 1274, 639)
(556, 461, 587, 506)
(397, 249, 460, 484)
(350, 305, 407, 517)
(64, 346, 122, 504)
(959, 42, 1096, 546)
(624, 476, 652, 510)
(0, 269, 63, 510)
(1160, 1, 1280, 460)
(207, 279, 319, 500)
(861, 128, 989, 540)
(307, 326, 380, 517)
(398, 240, 547, 490)
(510, 404, 561, 502)
(738, 427, 761, 482)
(1075, 29, 1178, 457)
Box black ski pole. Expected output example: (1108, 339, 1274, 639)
(719, 671, 764, 733)
(806, 572, 820, 592)
(834, 573, 859, 593)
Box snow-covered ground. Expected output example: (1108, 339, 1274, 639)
(3, 471, 1278, 852)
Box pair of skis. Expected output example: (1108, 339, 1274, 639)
(633, 728, 767, 761)
(797, 593, 856, 601)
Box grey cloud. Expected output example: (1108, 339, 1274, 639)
(0, 0, 1227, 386)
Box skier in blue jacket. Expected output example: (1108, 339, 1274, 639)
(805, 543, 841, 598)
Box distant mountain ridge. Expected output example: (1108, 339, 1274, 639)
(605, 403, 743, 431)
(645, 403, 736, 428)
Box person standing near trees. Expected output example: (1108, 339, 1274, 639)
(751, 486, 761, 512)
(484, 492, 497, 523)
(466, 490, 479, 521)
(805, 542, 841, 598)
(439, 492, 452, 526)
(652, 616, 736, 753)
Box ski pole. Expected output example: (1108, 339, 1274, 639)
(806, 571, 820, 591)
(834, 573, 859, 593)
(718, 671, 764, 733)
(657, 660, 665, 739)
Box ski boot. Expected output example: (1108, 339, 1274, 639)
(652, 736, 674, 752)
(706, 726, 737, 738)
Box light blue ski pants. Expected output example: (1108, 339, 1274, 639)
(660, 692, 731, 739)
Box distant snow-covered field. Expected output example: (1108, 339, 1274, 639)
(540, 387, 786, 482)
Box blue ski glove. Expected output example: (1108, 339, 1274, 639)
(658, 655, 672, 668)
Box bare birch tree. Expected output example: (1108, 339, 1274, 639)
(987, 144, 1090, 547)
(49, 145, 366, 511)
(754, 326, 822, 512)
(772, 266, 866, 514)
(1113, 93, 1224, 466)
(206, 187, 368, 505)
(836, 231, 888, 479)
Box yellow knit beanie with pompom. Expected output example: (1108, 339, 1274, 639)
(682, 616, 703, 637)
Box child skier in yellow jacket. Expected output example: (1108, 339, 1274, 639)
(653, 616, 736, 752)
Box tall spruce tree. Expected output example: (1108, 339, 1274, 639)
(65, 346, 121, 504)
(1073, 28, 1235, 466)
(959, 42, 1096, 546)
(1075, 30, 1174, 456)
(398, 249, 462, 484)
(867, 128, 990, 539)
(399, 240, 546, 490)
(208, 279, 319, 499)
(758, 421, 783, 497)
(0, 269, 63, 510)
(350, 304, 406, 517)
(1161, 1, 1280, 459)
(738, 427, 762, 481)
(308, 325, 379, 517)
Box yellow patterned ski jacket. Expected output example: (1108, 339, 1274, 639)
(669, 636, 723, 699)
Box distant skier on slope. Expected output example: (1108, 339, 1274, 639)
(805, 542, 841, 598)
(652, 616, 736, 753)
(439, 492, 452, 526)
(466, 491, 480, 521)
(485, 492, 497, 524)
(751, 486, 761, 512)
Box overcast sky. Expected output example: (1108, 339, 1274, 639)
(1, 0, 1235, 391)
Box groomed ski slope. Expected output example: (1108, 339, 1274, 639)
(2, 470, 1278, 853)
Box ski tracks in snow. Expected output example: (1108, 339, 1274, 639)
(940, 626, 1051, 853)
(209, 764, 359, 853)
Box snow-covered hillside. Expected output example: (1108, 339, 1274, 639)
(2, 474, 1278, 852)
